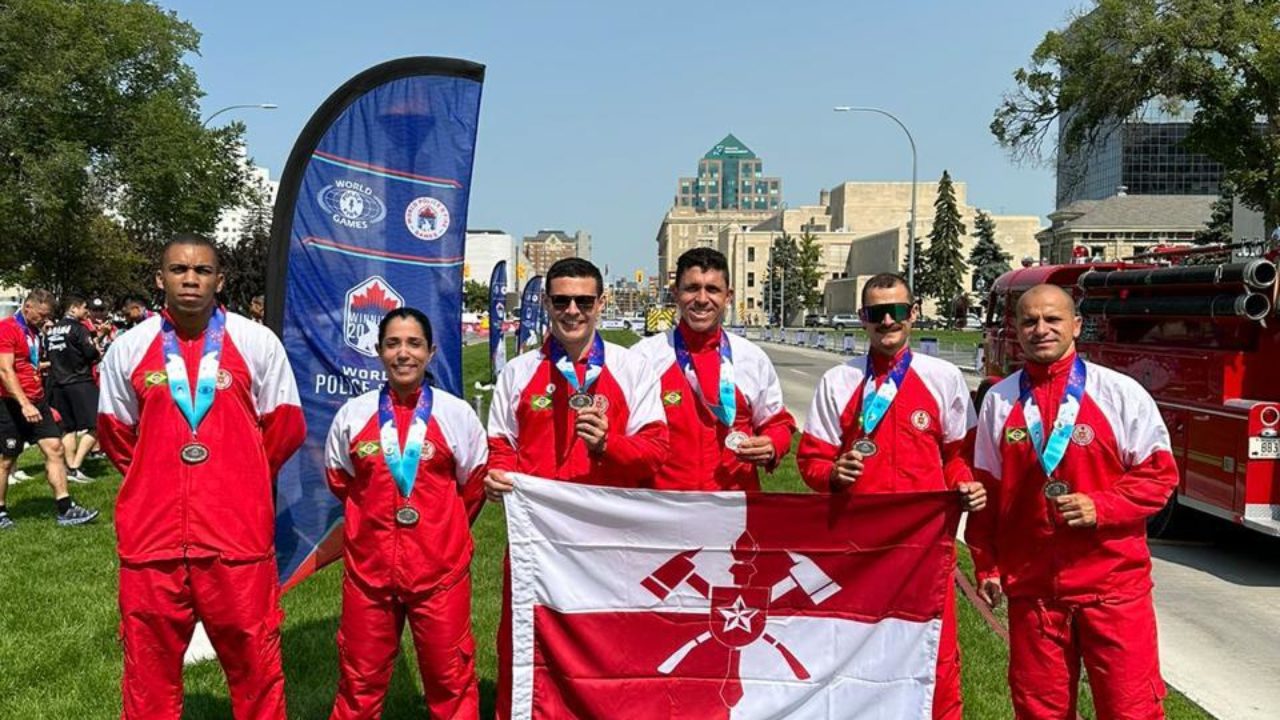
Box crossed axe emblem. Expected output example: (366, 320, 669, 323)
(641, 543, 842, 708)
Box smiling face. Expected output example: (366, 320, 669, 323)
(861, 283, 916, 357)
(544, 275, 601, 352)
(378, 316, 434, 392)
(156, 243, 224, 318)
(674, 265, 733, 334)
(1015, 284, 1081, 364)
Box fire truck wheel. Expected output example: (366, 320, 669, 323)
(1147, 495, 1190, 539)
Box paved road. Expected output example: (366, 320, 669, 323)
(760, 339, 1280, 720)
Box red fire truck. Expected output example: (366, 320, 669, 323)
(980, 250, 1280, 536)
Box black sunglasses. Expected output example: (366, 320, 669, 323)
(548, 294, 599, 312)
(859, 302, 913, 324)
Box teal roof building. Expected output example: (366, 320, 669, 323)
(676, 134, 782, 212)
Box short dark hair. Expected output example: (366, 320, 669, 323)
(121, 294, 149, 310)
(860, 272, 914, 306)
(160, 232, 221, 270)
(24, 288, 54, 307)
(378, 307, 434, 348)
(546, 257, 603, 296)
(62, 295, 86, 313)
(675, 247, 730, 287)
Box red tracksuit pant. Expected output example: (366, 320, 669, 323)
(118, 556, 285, 720)
(331, 572, 478, 720)
(1008, 593, 1166, 719)
(933, 580, 962, 720)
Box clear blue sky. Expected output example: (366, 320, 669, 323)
(162, 0, 1079, 278)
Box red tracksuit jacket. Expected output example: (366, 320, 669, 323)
(632, 325, 795, 490)
(964, 353, 1179, 602)
(487, 336, 668, 486)
(97, 311, 306, 563)
(325, 386, 488, 593)
(797, 349, 976, 493)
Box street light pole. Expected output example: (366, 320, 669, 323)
(833, 106, 918, 292)
(202, 103, 279, 128)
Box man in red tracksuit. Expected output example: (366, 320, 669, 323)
(325, 308, 486, 719)
(483, 257, 669, 719)
(965, 284, 1177, 719)
(97, 234, 306, 719)
(633, 248, 795, 491)
(796, 272, 986, 720)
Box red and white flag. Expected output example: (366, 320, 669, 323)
(505, 476, 960, 719)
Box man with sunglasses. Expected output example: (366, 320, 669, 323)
(797, 272, 985, 720)
(483, 256, 669, 719)
(964, 284, 1176, 719)
(633, 247, 795, 490)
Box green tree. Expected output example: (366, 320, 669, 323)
(969, 210, 1012, 293)
(795, 230, 825, 311)
(764, 233, 802, 325)
(220, 194, 272, 314)
(902, 236, 927, 292)
(923, 171, 968, 310)
(1196, 184, 1235, 245)
(0, 0, 256, 294)
(991, 0, 1280, 228)
(463, 280, 489, 314)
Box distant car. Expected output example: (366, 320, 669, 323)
(960, 314, 984, 330)
(913, 316, 940, 330)
(599, 318, 626, 331)
(829, 313, 860, 331)
(803, 313, 828, 328)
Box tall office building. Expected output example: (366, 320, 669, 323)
(522, 229, 589, 278)
(1055, 111, 1224, 208)
(675, 134, 782, 212)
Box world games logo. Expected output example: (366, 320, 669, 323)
(344, 277, 404, 357)
(316, 180, 386, 229)
(404, 196, 450, 241)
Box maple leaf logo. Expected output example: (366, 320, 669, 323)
(350, 281, 400, 313)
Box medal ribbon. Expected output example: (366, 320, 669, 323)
(161, 308, 225, 433)
(1018, 356, 1087, 478)
(672, 327, 736, 426)
(378, 384, 435, 499)
(549, 333, 605, 396)
(860, 349, 913, 437)
(12, 312, 39, 367)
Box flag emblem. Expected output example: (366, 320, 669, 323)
(531, 394, 552, 411)
(1005, 427, 1028, 443)
(356, 441, 380, 458)
(663, 390, 683, 406)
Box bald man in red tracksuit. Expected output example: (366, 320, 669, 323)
(632, 320, 795, 491)
(965, 351, 1177, 719)
(325, 384, 488, 719)
(796, 348, 976, 720)
(486, 332, 669, 719)
(97, 310, 305, 719)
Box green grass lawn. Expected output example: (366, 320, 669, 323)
(0, 329, 1211, 718)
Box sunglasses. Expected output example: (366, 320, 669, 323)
(859, 302, 913, 324)
(548, 294, 599, 312)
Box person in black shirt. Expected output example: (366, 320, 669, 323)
(46, 296, 101, 483)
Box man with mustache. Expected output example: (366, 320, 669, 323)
(797, 272, 986, 720)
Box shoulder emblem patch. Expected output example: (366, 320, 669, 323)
(1071, 424, 1095, 446)
(1005, 427, 1028, 444)
(593, 395, 609, 412)
(911, 410, 932, 431)
(144, 371, 168, 387)
(356, 441, 380, 458)
(216, 369, 233, 390)
(531, 394, 552, 411)
(662, 390, 682, 407)
(421, 441, 436, 460)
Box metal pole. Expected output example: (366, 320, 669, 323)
(833, 106, 919, 292)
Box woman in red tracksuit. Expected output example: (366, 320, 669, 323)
(324, 307, 487, 719)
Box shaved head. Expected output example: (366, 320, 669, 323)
(1015, 284, 1081, 364)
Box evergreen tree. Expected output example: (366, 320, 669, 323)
(968, 210, 1012, 294)
(220, 194, 271, 314)
(764, 233, 804, 325)
(902, 235, 928, 296)
(463, 280, 490, 313)
(1196, 184, 1234, 245)
(795, 230, 825, 311)
(924, 170, 968, 309)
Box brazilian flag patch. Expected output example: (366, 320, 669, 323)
(144, 371, 168, 387)
(662, 390, 682, 407)
(1005, 427, 1028, 444)
(356, 441, 381, 458)
(531, 395, 552, 411)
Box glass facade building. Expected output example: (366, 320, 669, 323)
(676, 134, 781, 212)
(1056, 120, 1224, 208)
